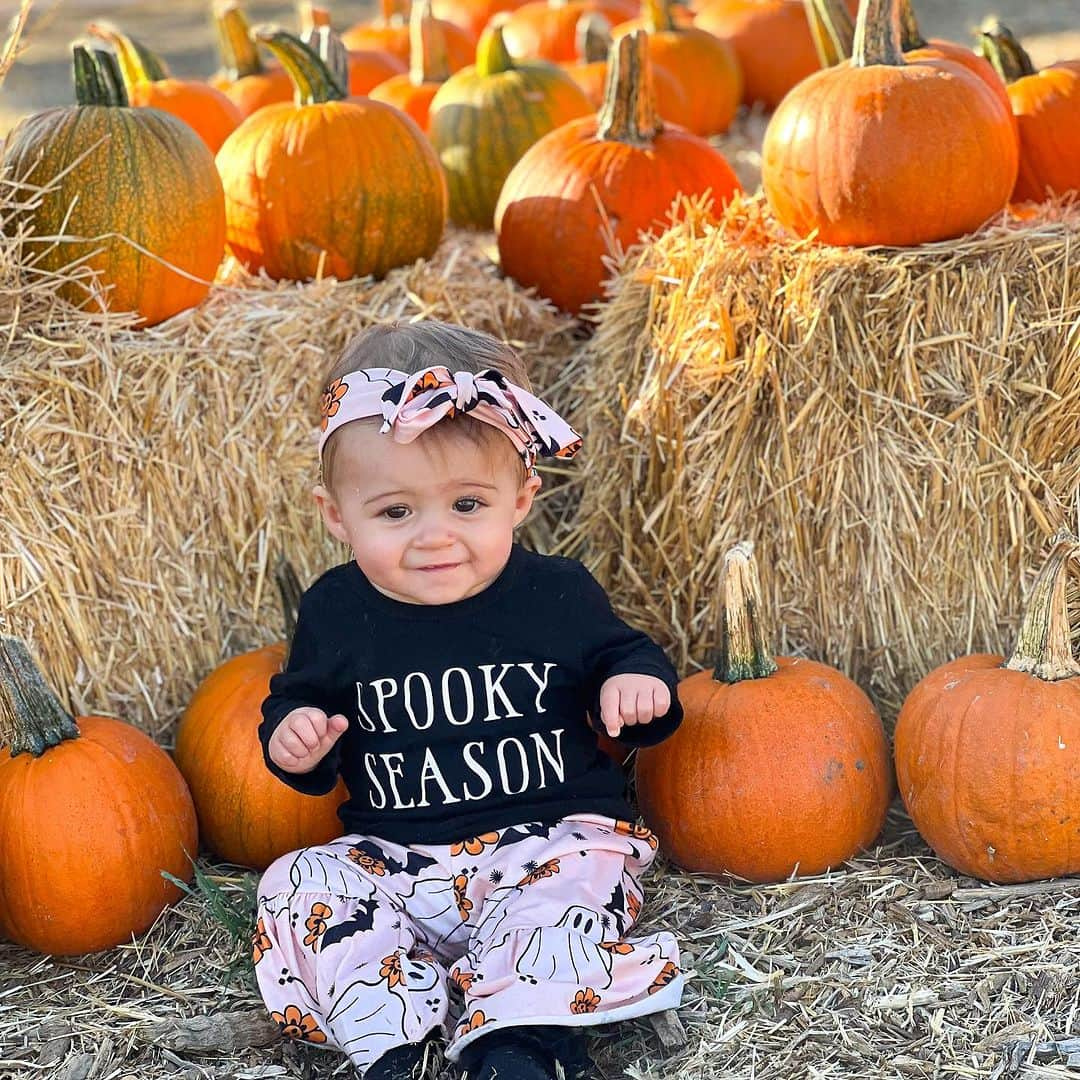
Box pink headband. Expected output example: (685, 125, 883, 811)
(319, 366, 583, 476)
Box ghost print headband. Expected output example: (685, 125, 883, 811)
(319, 366, 583, 477)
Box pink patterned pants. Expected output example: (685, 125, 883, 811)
(252, 813, 684, 1075)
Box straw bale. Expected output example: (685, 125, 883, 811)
(566, 193, 1080, 723)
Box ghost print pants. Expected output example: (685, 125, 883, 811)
(252, 813, 684, 1075)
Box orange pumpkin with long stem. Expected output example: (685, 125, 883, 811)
(895, 530, 1080, 883)
(216, 26, 446, 280)
(978, 20, 1080, 202)
(343, 0, 476, 72)
(635, 542, 892, 881)
(210, 1, 294, 118)
(0, 637, 198, 955)
(496, 30, 740, 315)
(174, 561, 348, 871)
(501, 0, 637, 63)
(762, 0, 1018, 247)
(298, 2, 407, 95)
(88, 24, 242, 153)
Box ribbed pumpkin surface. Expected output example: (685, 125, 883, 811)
(175, 644, 347, 871)
(128, 79, 243, 154)
(1007, 65, 1080, 202)
(4, 105, 225, 327)
(0, 716, 198, 955)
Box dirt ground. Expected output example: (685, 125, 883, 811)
(2, 0, 1078, 125)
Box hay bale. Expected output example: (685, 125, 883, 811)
(0, 178, 580, 738)
(567, 193, 1080, 724)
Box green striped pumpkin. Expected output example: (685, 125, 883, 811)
(429, 20, 591, 228)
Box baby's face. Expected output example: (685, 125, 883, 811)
(314, 426, 541, 605)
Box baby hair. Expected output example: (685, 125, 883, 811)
(319, 321, 533, 492)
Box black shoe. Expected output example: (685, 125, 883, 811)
(365, 1033, 434, 1080)
(460, 1025, 593, 1080)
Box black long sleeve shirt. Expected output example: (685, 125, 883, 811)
(258, 544, 683, 844)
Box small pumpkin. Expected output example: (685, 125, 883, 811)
(635, 542, 893, 881)
(501, 0, 637, 63)
(432, 0, 531, 40)
(761, 0, 1018, 247)
(3, 46, 226, 327)
(978, 20, 1080, 203)
(216, 26, 447, 280)
(210, 1, 294, 118)
(895, 530, 1080, 884)
(87, 23, 243, 153)
(343, 0, 476, 72)
(298, 2, 408, 95)
(496, 31, 741, 314)
(175, 561, 348, 871)
(429, 19, 591, 228)
(0, 637, 198, 955)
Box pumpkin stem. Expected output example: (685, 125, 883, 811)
(380, 0, 411, 26)
(577, 13, 612, 63)
(214, 1, 267, 79)
(0, 637, 80, 758)
(410, 0, 451, 84)
(475, 19, 516, 76)
(73, 44, 131, 107)
(256, 25, 348, 103)
(713, 541, 779, 684)
(852, 0, 905, 68)
(86, 24, 170, 85)
(276, 558, 304, 644)
(642, 0, 676, 34)
(895, 0, 926, 50)
(598, 31, 661, 145)
(1004, 529, 1080, 681)
(804, 0, 855, 67)
(977, 19, 1037, 84)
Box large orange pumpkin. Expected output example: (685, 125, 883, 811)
(0, 637, 198, 955)
(175, 562, 348, 871)
(3, 46, 225, 327)
(978, 20, 1080, 203)
(88, 24, 243, 153)
(501, 0, 637, 62)
(216, 26, 447, 280)
(761, 0, 1018, 247)
(209, 2, 295, 118)
(895, 530, 1080, 884)
(496, 31, 741, 314)
(635, 542, 892, 881)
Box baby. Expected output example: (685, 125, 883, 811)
(254, 321, 685, 1080)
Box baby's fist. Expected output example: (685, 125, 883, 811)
(268, 707, 349, 774)
(598, 674, 671, 739)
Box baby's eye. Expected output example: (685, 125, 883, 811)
(454, 497, 485, 513)
(382, 505, 410, 520)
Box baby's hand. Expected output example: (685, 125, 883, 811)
(268, 707, 349, 774)
(598, 674, 671, 739)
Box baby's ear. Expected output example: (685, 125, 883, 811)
(312, 483, 350, 544)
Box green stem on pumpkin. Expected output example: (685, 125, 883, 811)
(73, 44, 130, 107)
(0, 637, 80, 758)
(804, 0, 855, 67)
(475, 21, 516, 76)
(410, 0, 451, 85)
(895, 0, 926, 50)
(214, 2, 266, 79)
(643, 0, 677, 34)
(852, 0, 905, 68)
(598, 31, 661, 145)
(977, 19, 1037, 84)
(577, 13, 612, 63)
(256, 25, 347, 104)
(713, 542, 779, 684)
(87, 24, 170, 86)
(276, 558, 303, 644)
(1003, 529, 1080, 681)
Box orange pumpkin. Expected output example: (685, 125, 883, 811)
(978, 20, 1080, 203)
(496, 31, 741, 314)
(88, 24, 242, 153)
(635, 542, 893, 881)
(614, 0, 741, 136)
(895, 530, 1080, 883)
(761, 0, 1018, 247)
(501, 0, 637, 62)
(343, 0, 476, 72)
(298, 3, 408, 96)
(210, 2, 294, 118)
(175, 562, 348, 871)
(0, 637, 198, 955)
(432, 0, 531, 40)
(216, 26, 447, 280)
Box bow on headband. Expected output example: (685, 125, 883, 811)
(319, 366, 582, 475)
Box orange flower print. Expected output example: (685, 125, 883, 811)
(600, 941, 634, 955)
(627, 891, 641, 922)
(571, 988, 602, 1013)
(272, 1004, 327, 1043)
(456, 1010, 490, 1039)
(450, 965, 475, 994)
(407, 370, 445, 401)
(614, 820, 659, 850)
(348, 847, 387, 875)
(453, 874, 473, 921)
(303, 902, 333, 950)
(379, 951, 408, 988)
(321, 378, 348, 431)
(252, 918, 272, 965)
(518, 858, 560, 886)
(450, 833, 501, 857)
(648, 961, 679, 994)
(554, 438, 582, 459)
